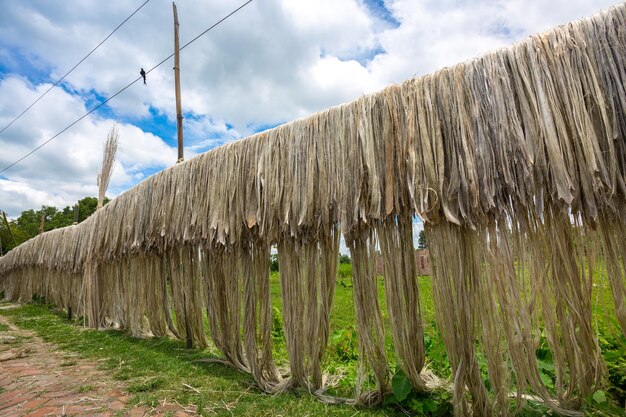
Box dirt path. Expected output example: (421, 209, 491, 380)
(0, 307, 196, 417)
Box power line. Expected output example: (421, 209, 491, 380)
(0, 0, 153, 136)
(0, 0, 254, 175)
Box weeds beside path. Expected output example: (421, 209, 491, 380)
(0, 304, 194, 417)
(0, 303, 388, 417)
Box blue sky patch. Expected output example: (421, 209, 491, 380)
(336, 45, 386, 66)
(363, 0, 400, 28)
(123, 107, 177, 146)
(76, 88, 118, 120)
(489, 20, 524, 40)
(0, 47, 53, 86)
(247, 121, 284, 134)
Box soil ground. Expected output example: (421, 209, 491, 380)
(0, 305, 196, 417)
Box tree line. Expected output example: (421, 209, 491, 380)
(0, 196, 107, 255)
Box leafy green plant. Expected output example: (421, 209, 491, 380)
(384, 370, 453, 416)
(582, 388, 626, 416)
(592, 390, 607, 404)
(271, 306, 283, 341)
(535, 336, 556, 391)
(424, 329, 450, 378)
(269, 254, 279, 272)
(31, 294, 47, 305)
(337, 278, 353, 288)
(601, 337, 626, 409)
(391, 370, 412, 402)
(337, 263, 352, 280)
(537, 359, 555, 390)
(328, 327, 358, 363)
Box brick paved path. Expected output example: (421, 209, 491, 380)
(0, 309, 195, 417)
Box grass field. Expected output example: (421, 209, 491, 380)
(1, 262, 625, 416)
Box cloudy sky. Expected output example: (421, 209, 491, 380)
(0, 0, 621, 219)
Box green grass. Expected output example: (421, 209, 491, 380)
(128, 377, 164, 393)
(78, 384, 95, 393)
(0, 303, 395, 417)
(1, 262, 625, 416)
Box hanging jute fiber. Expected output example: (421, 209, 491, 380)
(1, 4, 626, 416)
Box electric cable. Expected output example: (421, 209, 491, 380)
(0, 0, 254, 175)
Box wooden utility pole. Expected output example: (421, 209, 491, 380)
(73, 203, 80, 225)
(1, 211, 15, 246)
(173, 2, 184, 163)
(39, 215, 45, 235)
(173, 2, 191, 349)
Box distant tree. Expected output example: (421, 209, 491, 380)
(15, 205, 68, 236)
(417, 230, 428, 250)
(1, 210, 38, 255)
(339, 254, 351, 264)
(0, 220, 24, 255)
(76, 196, 103, 222)
(0, 196, 108, 255)
(269, 253, 279, 272)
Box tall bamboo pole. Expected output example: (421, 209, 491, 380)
(173, 2, 184, 163)
(1, 211, 15, 247)
(173, 2, 192, 349)
(73, 203, 80, 225)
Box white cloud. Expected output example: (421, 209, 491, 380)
(0, 0, 621, 217)
(0, 179, 66, 217)
(2, 0, 619, 132)
(115, 123, 177, 171)
(280, 0, 377, 58)
(306, 56, 381, 101)
(0, 76, 177, 216)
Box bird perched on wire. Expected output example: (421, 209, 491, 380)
(140, 68, 147, 85)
